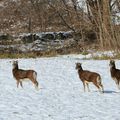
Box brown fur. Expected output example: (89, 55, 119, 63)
(109, 60, 120, 89)
(76, 63, 104, 93)
(12, 61, 39, 89)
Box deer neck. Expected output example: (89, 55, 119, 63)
(13, 65, 19, 71)
(110, 66, 116, 77)
(110, 64, 116, 71)
(78, 67, 83, 73)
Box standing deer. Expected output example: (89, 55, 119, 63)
(109, 60, 120, 90)
(12, 61, 39, 90)
(76, 63, 104, 93)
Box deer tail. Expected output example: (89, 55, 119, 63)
(97, 75, 101, 84)
(33, 71, 37, 80)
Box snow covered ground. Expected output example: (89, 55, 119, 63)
(0, 56, 120, 120)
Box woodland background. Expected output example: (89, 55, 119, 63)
(0, 0, 120, 56)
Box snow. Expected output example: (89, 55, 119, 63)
(0, 57, 120, 120)
(59, 51, 115, 59)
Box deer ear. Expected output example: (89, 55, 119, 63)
(111, 59, 115, 62)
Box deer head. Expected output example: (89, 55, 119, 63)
(76, 63, 82, 70)
(109, 60, 115, 69)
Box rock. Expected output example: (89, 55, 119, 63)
(21, 34, 39, 43)
(0, 33, 13, 40)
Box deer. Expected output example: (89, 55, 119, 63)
(12, 61, 39, 90)
(76, 63, 104, 93)
(109, 60, 120, 90)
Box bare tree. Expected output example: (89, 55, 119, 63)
(86, 0, 120, 50)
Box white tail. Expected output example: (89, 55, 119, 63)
(33, 72, 37, 81)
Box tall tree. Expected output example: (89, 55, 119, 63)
(86, 0, 120, 50)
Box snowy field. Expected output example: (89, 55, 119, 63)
(0, 56, 120, 120)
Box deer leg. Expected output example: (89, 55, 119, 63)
(118, 81, 120, 90)
(98, 81, 104, 93)
(86, 83, 90, 92)
(93, 82, 101, 93)
(82, 81, 86, 92)
(17, 81, 19, 88)
(100, 84, 104, 93)
(34, 81, 39, 90)
(20, 81, 23, 88)
(31, 79, 39, 90)
(115, 80, 120, 90)
(117, 80, 120, 89)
